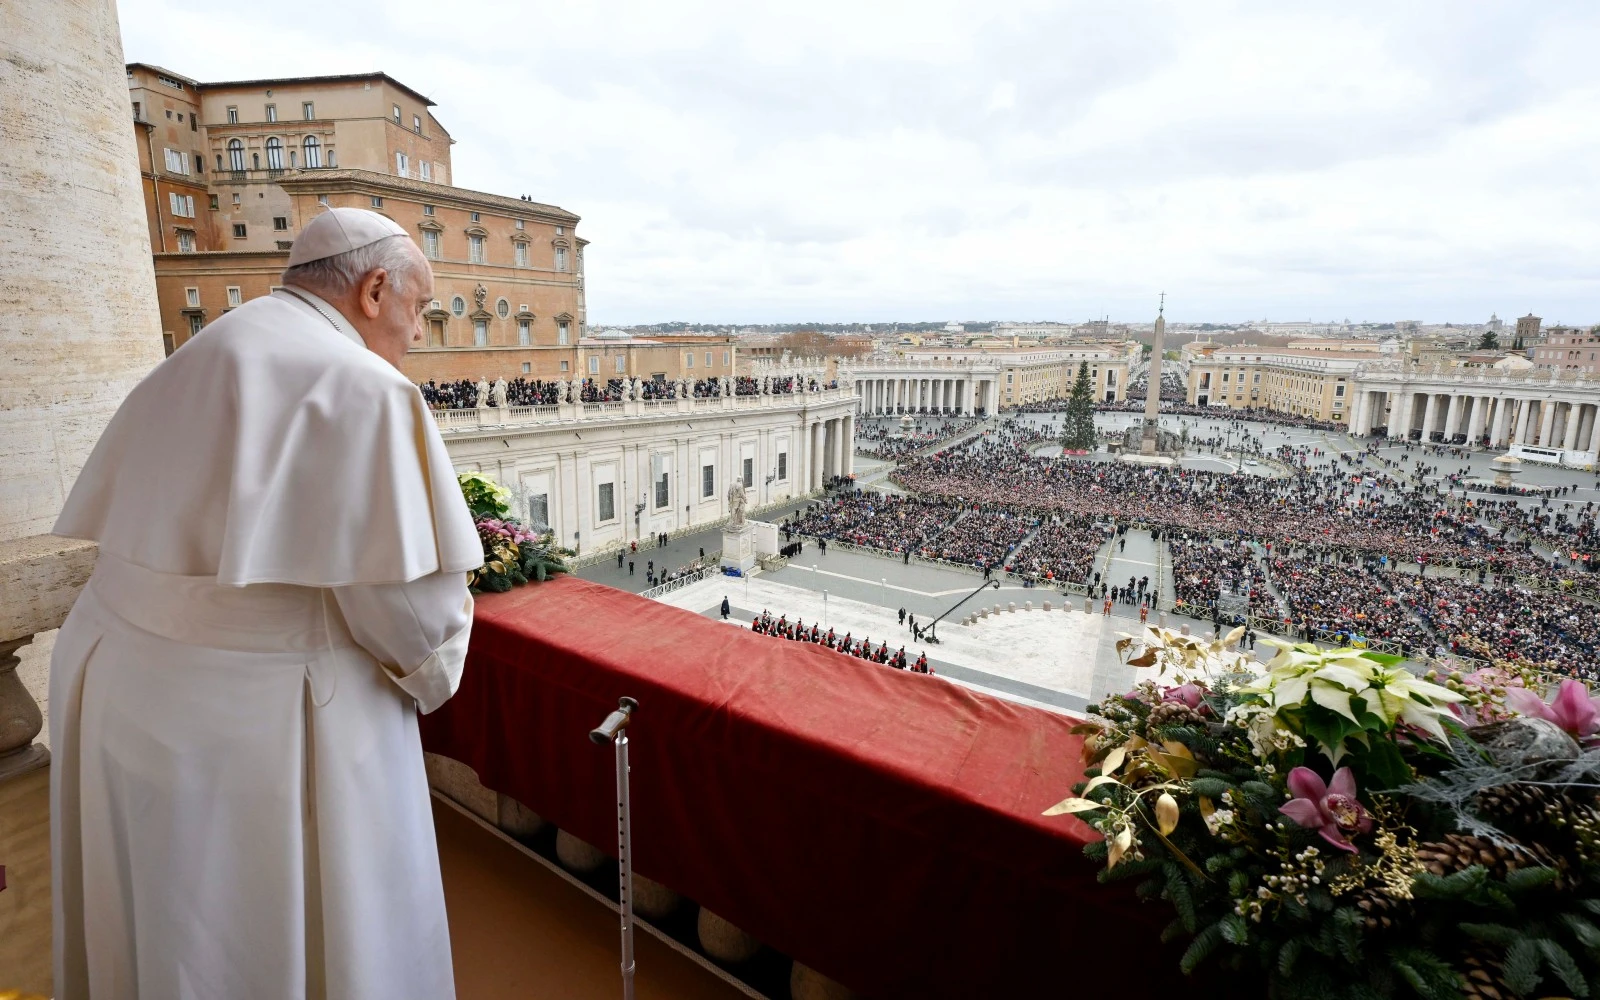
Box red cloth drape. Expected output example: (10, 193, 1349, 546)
(422, 576, 1184, 998)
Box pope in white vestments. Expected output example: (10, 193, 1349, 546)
(50, 209, 483, 999)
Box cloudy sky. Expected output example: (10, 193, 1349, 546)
(120, 1, 1600, 325)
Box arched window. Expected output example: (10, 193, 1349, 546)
(450, 296, 466, 317)
(265, 137, 283, 170)
(303, 135, 321, 169)
(227, 138, 244, 171)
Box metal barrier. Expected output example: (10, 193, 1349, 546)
(640, 564, 720, 600)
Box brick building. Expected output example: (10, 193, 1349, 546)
(128, 63, 736, 381)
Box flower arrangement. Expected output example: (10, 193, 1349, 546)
(1048, 626, 1600, 1000)
(456, 472, 570, 592)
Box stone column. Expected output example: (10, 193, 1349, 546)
(841, 414, 854, 475)
(811, 421, 825, 490)
(1564, 402, 1583, 451)
(1538, 399, 1557, 446)
(1386, 391, 1406, 436)
(1580, 404, 1597, 454)
(1421, 393, 1440, 440)
(1465, 396, 1484, 443)
(1444, 394, 1463, 440)
(1492, 398, 1512, 447)
(1349, 391, 1367, 434)
(1513, 398, 1532, 444)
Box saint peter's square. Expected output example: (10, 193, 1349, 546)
(4, 4, 1600, 999)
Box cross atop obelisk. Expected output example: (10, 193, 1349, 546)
(1139, 293, 1166, 455)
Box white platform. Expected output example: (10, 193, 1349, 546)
(656, 574, 1115, 706)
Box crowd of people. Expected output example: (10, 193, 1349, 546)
(778, 409, 1600, 673)
(748, 611, 932, 672)
(855, 415, 982, 460)
(417, 374, 836, 409)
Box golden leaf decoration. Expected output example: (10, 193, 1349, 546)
(1108, 826, 1133, 869)
(1155, 792, 1180, 836)
(1042, 796, 1104, 817)
(1101, 746, 1127, 775)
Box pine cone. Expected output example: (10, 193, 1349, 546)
(1476, 783, 1574, 828)
(1458, 944, 1513, 1000)
(1350, 886, 1408, 932)
(1143, 701, 1204, 737)
(1416, 833, 1566, 888)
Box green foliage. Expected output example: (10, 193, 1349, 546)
(457, 471, 511, 518)
(1476, 330, 1500, 350)
(1061, 361, 1098, 451)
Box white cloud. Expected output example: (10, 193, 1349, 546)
(119, 0, 1600, 324)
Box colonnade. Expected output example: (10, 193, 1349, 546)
(808, 413, 854, 488)
(1349, 387, 1600, 455)
(856, 376, 998, 416)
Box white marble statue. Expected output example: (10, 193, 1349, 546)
(474, 377, 491, 408)
(492, 378, 508, 409)
(727, 479, 748, 527)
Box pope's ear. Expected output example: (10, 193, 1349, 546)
(358, 268, 387, 319)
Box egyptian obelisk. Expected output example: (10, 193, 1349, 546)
(1139, 293, 1166, 455)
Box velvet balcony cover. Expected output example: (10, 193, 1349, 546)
(421, 576, 1184, 999)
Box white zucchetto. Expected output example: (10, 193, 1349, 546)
(287, 207, 412, 266)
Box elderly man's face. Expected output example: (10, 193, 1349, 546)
(353, 242, 433, 368)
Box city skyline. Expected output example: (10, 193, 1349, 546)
(119, 0, 1600, 325)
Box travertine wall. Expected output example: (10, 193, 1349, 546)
(1, 0, 166, 542)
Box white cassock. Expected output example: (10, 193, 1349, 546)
(50, 286, 483, 999)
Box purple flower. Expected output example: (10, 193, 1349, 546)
(1163, 683, 1204, 709)
(1507, 678, 1600, 739)
(1279, 767, 1371, 853)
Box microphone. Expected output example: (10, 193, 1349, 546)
(589, 696, 639, 744)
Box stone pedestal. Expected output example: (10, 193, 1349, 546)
(721, 521, 756, 574)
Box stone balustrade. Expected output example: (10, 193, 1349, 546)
(0, 535, 97, 781)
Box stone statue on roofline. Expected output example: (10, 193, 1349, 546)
(492, 378, 508, 408)
(474, 377, 491, 408)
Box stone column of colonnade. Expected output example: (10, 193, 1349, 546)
(841, 414, 854, 475)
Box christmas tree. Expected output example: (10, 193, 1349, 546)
(1062, 361, 1098, 451)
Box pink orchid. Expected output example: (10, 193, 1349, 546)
(1163, 683, 1205, 709)
(1279, 767, 1372, 853)
(1506, 678, 1600, 739)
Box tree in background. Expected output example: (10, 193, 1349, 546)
(1062, 362, 1098, 451)
(1477, 330, 1500, 350)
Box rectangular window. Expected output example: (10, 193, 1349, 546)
(226, 286, 242, 307)
(272, 216, 287, 231)
(702, 465, 715, 499)
(527, 493, 549, 531)
(188, 313, 203, 337)
(515, 243, 528, 267)
(316, 193, 328, 206)
(226, 105, 238, 124)
(194, 153, 203, 172)
(265, 103, 277, 122)
(521, 362, 531, 373)
(555, 247, 567, 270)
(470, 211, 481, 223)
(413, 114, 422, 133)
(558, 321, 570, 345)
(395, 152, 408, 177)
(588, 356, 599, 374)
(615, 356, 626, 374)
(515, 219, 525, 230)
(1335, 384, 1346, 397)
(597, 482, 615, 522)
(777, 452, 787, 480)
(723, 351, 730, 365)
(419, 161, 430, 182)
(655, 471, 669, 509)
(742, 458, 754, 488)
(162, 148, 189, 174)
(473, 319, 488, 346)
(370, 196, 383, 209)
(705, 352, 713, 368)
(518, 319, 530, 345)
(176, 231, 195, 253)
(184, 286, 199, 307)
(232, 223, 247, 238)
(422, 230, 439, 258)
(685, 352, 694, 369)
(302, 101, 315, 120)
(190, 114, 197, 132)
(469, 235, 485, 263)
(556, 226, 565, 235)
(560, 360, 569, 372)
(423, 204, 435, 216)
(392, 103, 402, 122)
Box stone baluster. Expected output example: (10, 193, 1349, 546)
(0, 536, 99, 781)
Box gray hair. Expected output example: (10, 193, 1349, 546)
(280, 235, 424, 298)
